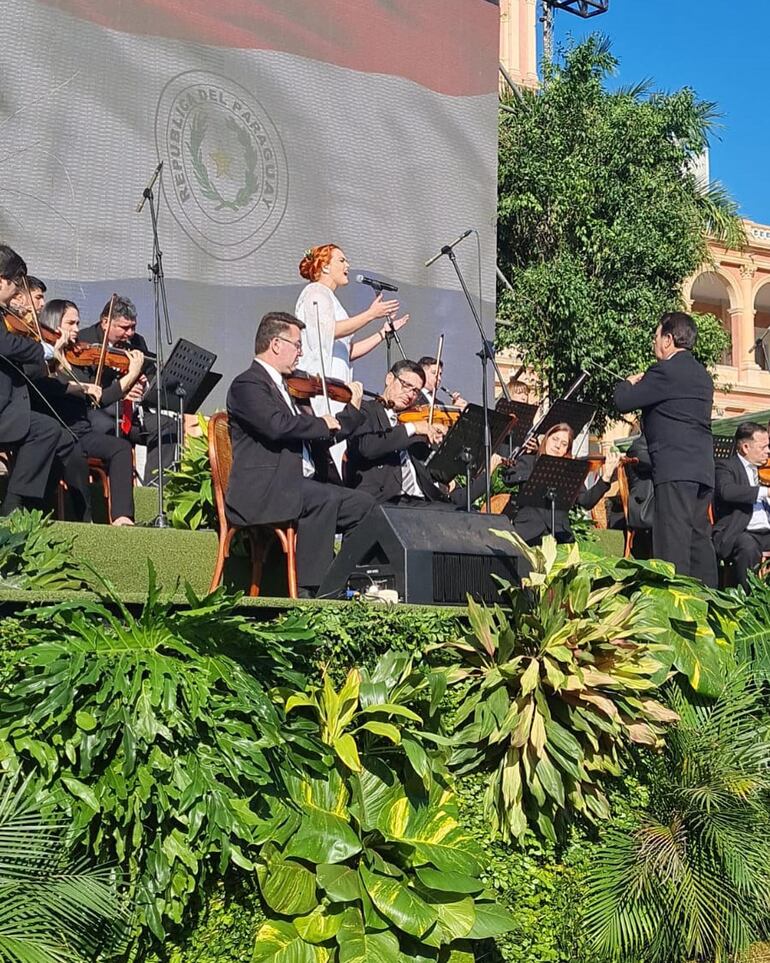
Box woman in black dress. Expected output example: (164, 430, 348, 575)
(503, 422, 620, 545)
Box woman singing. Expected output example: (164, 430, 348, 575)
(503, 422, 620, 545)
(295, 244, 409, 387)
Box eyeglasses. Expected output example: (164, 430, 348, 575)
(396, 376, 423, 395)
(276, 336, 303, 351)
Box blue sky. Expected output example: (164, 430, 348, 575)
(551, 0, 769, 224)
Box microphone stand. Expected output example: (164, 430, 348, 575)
(142, 174, 174, 528)
(370, 281, 406, 372)
(427, 243, 504, 511)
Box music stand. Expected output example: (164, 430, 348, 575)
(515, 455, 591, 536)
(428, 403, 516, 511)
(713, 435, 735, 460)
(495, 399, 538, 452)
(142, 338, 217, 466)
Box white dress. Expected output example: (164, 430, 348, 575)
(294, 282, 353, 472)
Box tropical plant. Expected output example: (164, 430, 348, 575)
(0, 773, 125, 963)
(164, 414, 216, 530)
(497, 36, 741, 427)
(0, 509, 87, 591)
(255, 653, 515, 961)
(0, 570, 321, 953)
(441, 535, 680, 842)
(731, 571, 770, 687)
(570, 548, 738, 697)
(585, 673, 770, 962)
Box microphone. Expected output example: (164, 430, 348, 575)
(424, 229, 473, 268)
(136, 161, 163, 213)
(356, 274, 398, 293)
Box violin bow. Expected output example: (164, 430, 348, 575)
(21, 277, 43, 341)
(94, 293, 117, 388)
(428, 333, 444, 427)
(312, 301, 332, 416)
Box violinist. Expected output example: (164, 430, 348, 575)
(79, 296, 176, 485)
(10, 275, 46, 319)
(713, 422, 770, 591)
(33, 300, 144, 525)
(0, 245, 87, 517)
(346, 360, 499, 507)
(502, 422, 621, 545)
(418, 356, 467, 410)
(226, 311, 375, 599)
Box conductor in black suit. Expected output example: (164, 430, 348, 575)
(713, 421, 770, 590)
(226, 311, 375, 597)
(613, 312, 717, 586)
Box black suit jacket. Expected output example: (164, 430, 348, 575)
(712, 455, 767, 558)
(347, 400, 481, 506)
(613, 350, 714, 486)
(502, 453, 610, 543)
(625, 434, 654, 530)
(0, 322, 47, 444)
(78, 322, 151, 435)
(225, 361, 363, 527)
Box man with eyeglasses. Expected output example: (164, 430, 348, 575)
(226, 311, 375, 598)
(346, 359, 494, 507)
(80, 295, 176, 486)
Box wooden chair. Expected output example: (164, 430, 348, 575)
(207, 411, 298, 598)
(616, 462, 635, 558)
(480, 492, 511, 515)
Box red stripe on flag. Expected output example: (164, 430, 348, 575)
(39, 0, 499, 97)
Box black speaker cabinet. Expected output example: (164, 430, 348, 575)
(318, 506, 522, 605)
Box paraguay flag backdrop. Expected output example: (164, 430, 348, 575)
(0, 0, 500, 403)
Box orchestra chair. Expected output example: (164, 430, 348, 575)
(480, 493, 511, 515)
(207, 411, 298, 599)
(616, 462, 635, 558)
(56, 456, 113, 521)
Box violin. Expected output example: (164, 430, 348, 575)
(63, 341, 131, 375)
(397, 404, 462, 428)
(285, 373, 385, 405)
(759, 462, 770, 486)
(2, 307, 132, 374)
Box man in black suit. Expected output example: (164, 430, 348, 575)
(614, 312, 716, 586)
(0, 244, 89, 516)
(347, 359, 496, 506)
(80, 296, 176, 484)
(226, 311, 375, 597)
(713, 421, 770, 590)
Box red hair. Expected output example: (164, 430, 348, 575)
(299, 243, 338, 282)
(538, 422, 574, 458)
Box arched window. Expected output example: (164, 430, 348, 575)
(690, 271, 734, 366)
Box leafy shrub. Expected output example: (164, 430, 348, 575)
(442, 536, 679, 842)
(165, 415, 216, 530)
(567, 547, 738, 698)
(0, 572, 321, 954)
(299, 602, 463, 680)
(0, 773, 125, 963)
(255, 654, 516, 961)
(0, 509, 86, 591)
(585, 673, 770, 963)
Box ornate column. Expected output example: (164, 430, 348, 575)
(739, 263, 759, 373)
(521, 0, 539, 86)
(499, 0, 521, 83)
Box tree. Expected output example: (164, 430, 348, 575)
(496, 36, 742, 426)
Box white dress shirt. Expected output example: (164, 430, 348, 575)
(385, 409, 424, 498)
(737, 453, 770, 532)
(255, 359, 315, 478)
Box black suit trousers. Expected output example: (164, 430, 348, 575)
(297, 479, 375, 589)
(77, 431, 135, 520)
(729, 529, 770, 591)
(653, 481, 717, 587)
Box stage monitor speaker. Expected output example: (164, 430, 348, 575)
(318, 506, 523, 605)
